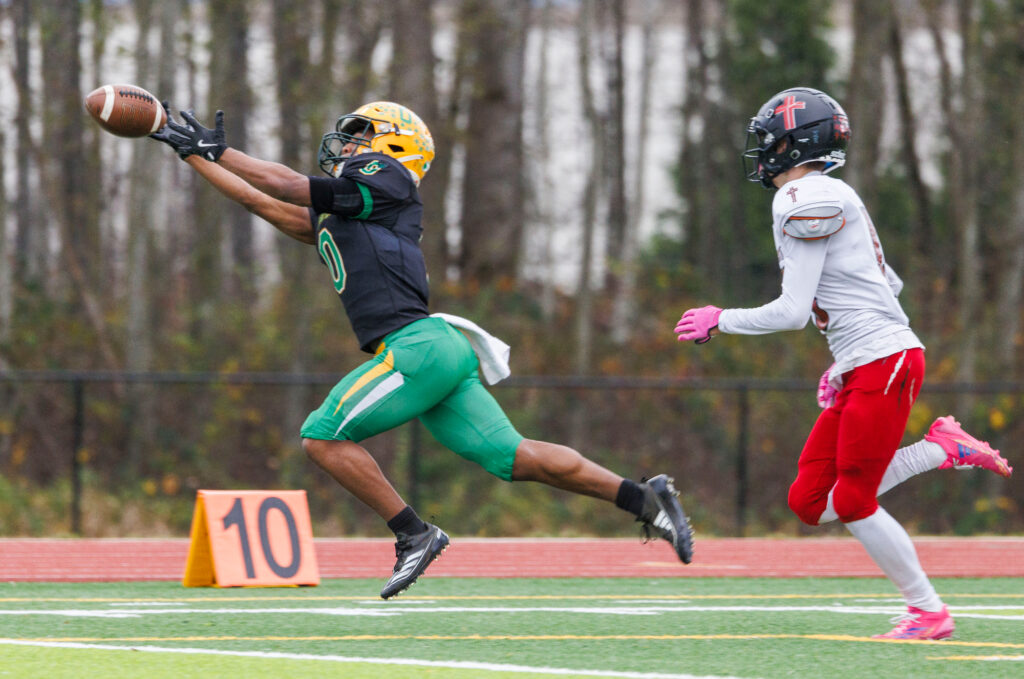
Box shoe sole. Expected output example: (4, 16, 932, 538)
(649, 476, 694, 564)
(380, 531, 450, 600)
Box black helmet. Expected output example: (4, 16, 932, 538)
(742, 87, 850, 188)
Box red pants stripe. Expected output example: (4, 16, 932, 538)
(788, 348, 924, 525)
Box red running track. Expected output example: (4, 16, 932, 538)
(1, 537, 1022, 582)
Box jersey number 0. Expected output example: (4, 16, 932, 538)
(318, 229, 347, 294)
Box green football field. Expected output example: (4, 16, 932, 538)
(1, 577, 1022, 679)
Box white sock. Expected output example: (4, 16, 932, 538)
(844, 507, 943, 612)
(817, 441, 946, 524)
(878, 441, 947, 492)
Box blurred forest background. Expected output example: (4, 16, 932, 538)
(0, 0, 1021, 539)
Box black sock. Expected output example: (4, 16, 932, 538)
(615, 479, 646, 518)
(386, 505, 429, 536)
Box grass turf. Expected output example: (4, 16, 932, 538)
(1, 577, 1022, 679)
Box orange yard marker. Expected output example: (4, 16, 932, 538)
(183, 490, 320, 587)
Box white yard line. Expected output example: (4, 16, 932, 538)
(1, 603, 1022, 619)
(0, 639, 755, 679)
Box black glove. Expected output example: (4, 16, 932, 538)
(149, 101, 193, 159)
(165, 109, 228, 161)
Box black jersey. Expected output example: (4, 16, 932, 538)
(308, 152, 430, 352)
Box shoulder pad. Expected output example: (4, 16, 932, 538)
(783, 206, 845, 240)
(774, 175, 844, 240)
(341, 152, 416, 200)
(344, 153, 393, 177)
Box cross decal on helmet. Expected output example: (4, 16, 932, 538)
(774, 95, 806, 130)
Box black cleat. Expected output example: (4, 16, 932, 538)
(380, 523, 450, 599)
(639, 474, 694, 564)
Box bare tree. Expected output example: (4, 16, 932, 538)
(40, 2, 97, 280)
(339, 1, 384, 105)
(123, 0, 177, 469)
(526, 0, 558, 319)
(388, 0, 440, 135)
(457, 0, 528, 285)
(184, 3, 226, 327)
(271, 0, 319, 489)
(602, 0, 627, 295)
(678, 0, 714, 278)
(315, 1, 381, 143)
(272, 1, 312, 170)
(924, 0, 982, 393)
(389, 0, 452, 280)
(992, 11, 1024, 377)
(0, 130, 8, 350)
(845, 0, 886, 203)
(208, 0, 254, 295)
(126, 0, 160, 377)
(163, 0, 201, 339)
(85, 0, 111, 272)
(997, 118, 1024, 378)
(38, 0, 117, 370)
(611, 0, 658, 344)
(576, 0, 604, 374)
(887, 3, 936, 334)
(310, 0, 340, 134)
(11, 0, 42, 284)
(0, 126, 7, 470)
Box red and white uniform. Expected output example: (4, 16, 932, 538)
(718, 171, 923, 379)
(717, 171, 924, 524)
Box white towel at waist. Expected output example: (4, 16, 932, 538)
(431, 312, 511, 385)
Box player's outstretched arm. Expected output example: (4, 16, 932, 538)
(217, 147, 313, 208)
(184, 155, 315, 244)
(157, 106, 313, 207)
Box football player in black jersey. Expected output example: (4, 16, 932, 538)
(152, 101, 694, 598)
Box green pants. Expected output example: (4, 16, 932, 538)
(300, 317, 523, 480)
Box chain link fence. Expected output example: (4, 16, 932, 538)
(0, 371, 1020, 539)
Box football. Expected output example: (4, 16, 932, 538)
(84, 84, 167, 137)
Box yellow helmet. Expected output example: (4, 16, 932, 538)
(318, 101, 435, 184)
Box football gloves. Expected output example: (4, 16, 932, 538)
(674, 305, 723, 344)
(149, 101, 191, 158)
(817, 364, 839, 409)
(150, 103, 227, 162)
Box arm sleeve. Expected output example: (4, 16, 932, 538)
(308, 176, 370, 217)
(718, 237, 829, 335)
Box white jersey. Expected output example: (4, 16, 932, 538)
(717, 172, 922, 382)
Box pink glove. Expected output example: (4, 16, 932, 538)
(817, 364, 838, 409)
(674, 305, 723, 344)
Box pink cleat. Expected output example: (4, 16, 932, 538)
(927, 416, 1012, 478)
(873, 605, 955, 640)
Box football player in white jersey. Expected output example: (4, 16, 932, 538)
(675, 87, 1012, 640)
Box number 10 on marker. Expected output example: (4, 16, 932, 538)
(222, 495, 303, 579)
(183, 490, 320, 587)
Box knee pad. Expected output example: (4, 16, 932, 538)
(831, 483, 878, 523)
(787, 482, 825, 526)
